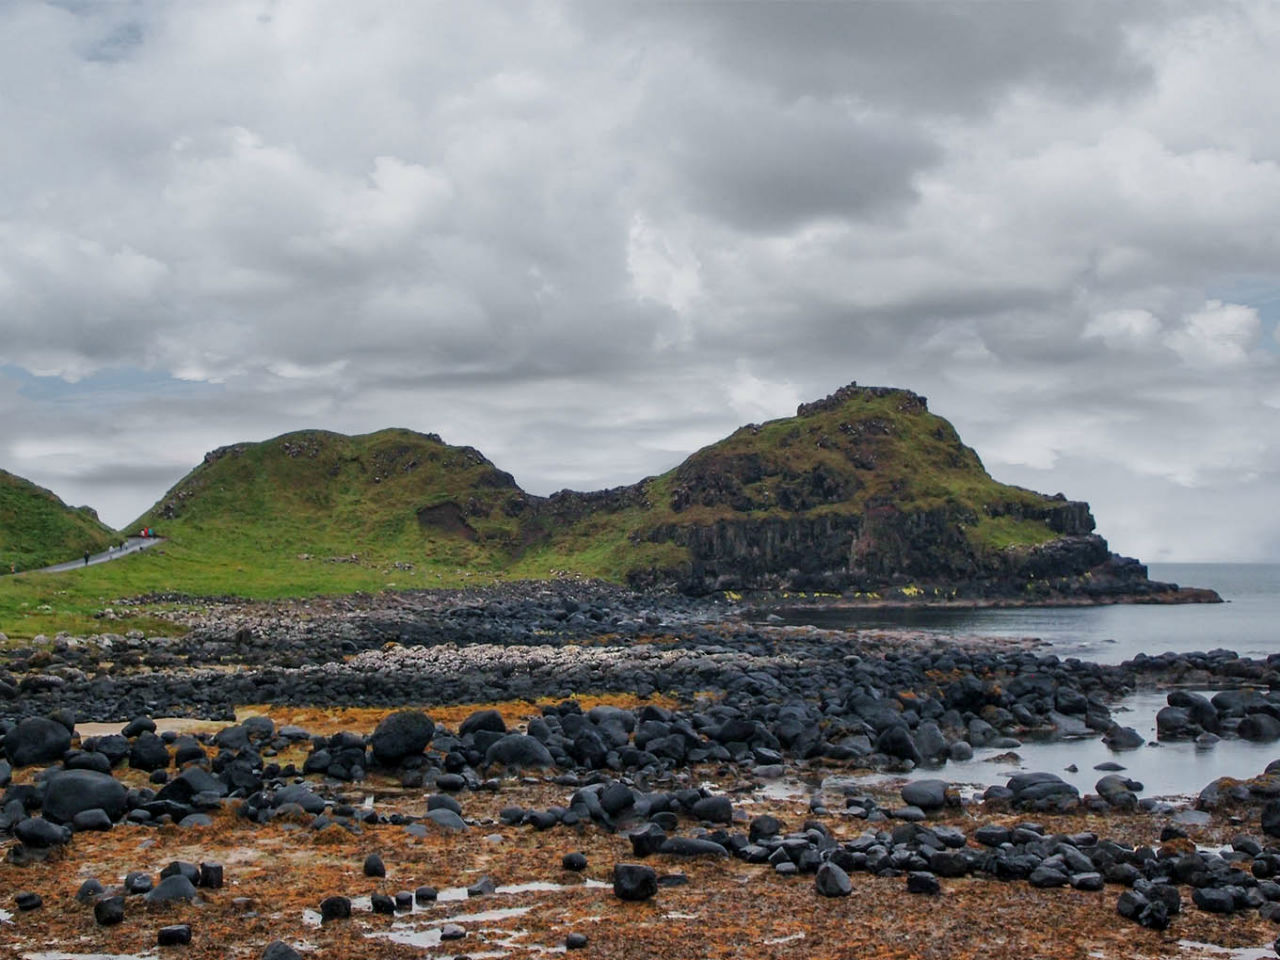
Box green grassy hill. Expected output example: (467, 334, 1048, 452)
(515, 383, 1094, 591)
(132, 428, 529, 581)
(0, 469, 117, 572)
(0, 382, 1152, 640)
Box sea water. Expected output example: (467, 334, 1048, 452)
(763, 564, 1280, 666)
(766, 564, 1280, 795)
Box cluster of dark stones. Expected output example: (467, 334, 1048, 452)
(10, 858, 216, 943)
(1154, 687, 1280, 744)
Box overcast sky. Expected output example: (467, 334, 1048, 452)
(1, 1, 1278, 562)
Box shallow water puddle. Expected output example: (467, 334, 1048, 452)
(304, 878, 611, 929)
(1175, 942, 1276, 960)
(763, 933, 805, 946)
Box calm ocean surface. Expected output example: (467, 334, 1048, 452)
(767, 563, 1280, 665)
(769, 564, 1280, 796)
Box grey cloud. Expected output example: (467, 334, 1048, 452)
(0, 0, 1277, 561)
(578, 1, 1160, 115)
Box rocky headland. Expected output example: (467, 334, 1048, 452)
(126, 381, 1216, 605)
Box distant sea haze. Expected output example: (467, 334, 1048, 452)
(767, 563, 1280, 665)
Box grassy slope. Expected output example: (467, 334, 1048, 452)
(132, 428, 526, 577)
(0, 470, 116, 572)
(0, 388, 1081, 639)
(515, 388, 1063, 578)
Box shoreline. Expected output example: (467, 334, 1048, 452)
(745, 585, 1224, 616)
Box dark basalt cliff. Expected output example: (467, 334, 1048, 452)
(536, 382, 1215, 603)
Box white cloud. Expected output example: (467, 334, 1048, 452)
(0, 0, 1278, 560)
(1167, 300, 1261, 367)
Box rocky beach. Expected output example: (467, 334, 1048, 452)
(4, 583, 1280, 959)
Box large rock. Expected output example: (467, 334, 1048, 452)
(145, 875, 198, 903)
(815, 862, 852, 897)
(876, 725, 922, 765)
(4, 717, 71, 767)
(485, 734, 554, 769)
(901, 779, 950, 812)
(15, 816, 71, 848)
(42, 769, 128, 825)
(370, 711, 435, 766)
(1102, 724, 1144, 750)
(129, 731, 170, 771)
(612, 863, 658, 901)
(459, 709, 506, 737)
(1240, 714, 1280, 742)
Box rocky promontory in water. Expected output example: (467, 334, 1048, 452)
(132, 381, 1217, 605)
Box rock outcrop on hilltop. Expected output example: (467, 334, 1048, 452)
(133, 382, 1216, 604)
(528, 382, 1210, 602)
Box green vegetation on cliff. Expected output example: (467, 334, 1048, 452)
(0, 382, 1139, 639)
(0, 469, 116, 572)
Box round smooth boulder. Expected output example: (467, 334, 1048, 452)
(613, 863, 658, 901)
(261, 942, 303, 960)
(43, 769, 128, 824)
(4, 717, 71, 767)
(485, 734, 554, 769)
(95, 896, 126, 926)
(370, 711, 435, 767)
(901, 779, 949, 813)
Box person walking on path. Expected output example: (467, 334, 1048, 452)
(84, 551, 90, 566)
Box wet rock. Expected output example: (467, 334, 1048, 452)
(562, 852, 588, 871)
(691, 795, 733, 824)
(1241, 714, 1280, 743)
(15, 891, 42, 911)
(158, 924, 193, 946)
(262, 940, 303, 960)
(815, 862, 852, 897)
(440, 924, 466, 941)
(1263, 800, 1280, 838)
(146, 875, 198, 903)
(1102, 724, 1144, 750)
(414, 886, 437, 905)
(199, 862, 223, 889)
(14, 817, 70, 848)
(370, 710, 435, 766)
(613, 863, 659, 901)
(319, 895, 351, 923)
(95, 895, 126, 926)
(125, 872, 154, 894)
(130, 731, 170, 771)
(72, 808, 114, 832)
(1193, 887, 1236, 914)
(906, 872, 940, 895)
(423, 808, 468, 832)
(566, 932, 589, 949)
(468, 875, 496, 897)
(658, 837, 728, 858)
(363, 853, 386, 878)
(43, 769, 129, 824)
(485, 734, 554, 768)
(370, 893, 395, 915)
(901, 779, 950, 812)
(4, 717, 71, 766)
(76, 878, 106, 903)
(459, 709, 507, 736)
